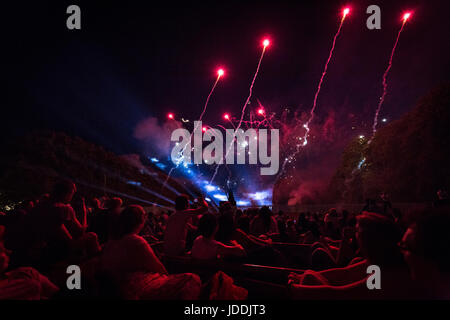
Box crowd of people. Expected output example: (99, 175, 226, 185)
(0, 180, 449, 299)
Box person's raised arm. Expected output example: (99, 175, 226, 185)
(184, 197, 208, 215)
(65, 206, 85, 237)
(216, 241, 246, 257)
(335, 227, 357, 266)
(79, 197, 88, 229)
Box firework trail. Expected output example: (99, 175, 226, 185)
(369, 13, 411, 143)
(279, 8, 350, 177)
(196, 69, 224, 130)
(162, 69, 224, 190)
(209, 39, 270, 184)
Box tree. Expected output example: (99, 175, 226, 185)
(328, 83, 450, 203)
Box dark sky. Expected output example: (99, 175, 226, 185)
(3, 0, 450, 157)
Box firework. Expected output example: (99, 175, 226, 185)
(302, 7, 350, 146)
(369, 12, 412, 143)
(209, 38, 271, 184)
(279, 7, 350, 176)
(162, 68, 224, 190)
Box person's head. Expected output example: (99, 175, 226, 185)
(219, 202, 234, 216)
(436, 189, 448, 200)
(400, 208, 450, 280)
(309, 222, 321, 239)
(18, 200, 34, 212)
(258, 206, 273, 231)
(51, 180, 76, 203)
(175, 194, 189, 211)
(116, 205, 147, 238)
(198, 214, 218, 239)
(107, 197, 123, 210)
(356, 212, 404, 267)
(328, 208, 338, 217)
(236, 215, 250, 234)
(90, 197, 102, 210)
(215, 212, 236, 243)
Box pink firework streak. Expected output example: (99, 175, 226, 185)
(279, 8, 349, 176)
(162, 70, 224, 191)
(370, 13, 411, 143)
(191, 70, 224, 141)
(209, 39, 270, 184)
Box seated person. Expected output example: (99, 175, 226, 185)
(163, 195, 208, 256)
(400, 207, 450, 299)
(89, 197, 123, 244)
(6, 180, 100, 270)
(216, 211, 287, 266)
(250, 206, 278, 237)
(191, 214, 245, 260)
(0, 226, 59, 299)
(288, 212, 413, 299)
(99, 205, 201, 299)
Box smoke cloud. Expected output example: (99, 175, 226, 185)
(133, 117, 182, 158)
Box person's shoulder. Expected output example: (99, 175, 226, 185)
(191, 235, 203, 248)
(124, 233, 145, 242)
(125, 234, 152, 248)
(194, 235, 204, 242)
(174, 210, 194, 220)
(167, 211, 180, 220)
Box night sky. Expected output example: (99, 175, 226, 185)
(3, 0, 450, 197)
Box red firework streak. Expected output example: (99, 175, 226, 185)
(370, 12, 412, 141)
(162, 68, 224, 190)
(302, 7, 350, 147)
(195, 68, 225, 131)
(279, 7, 350, 177)
(209, 38, 270, 184)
